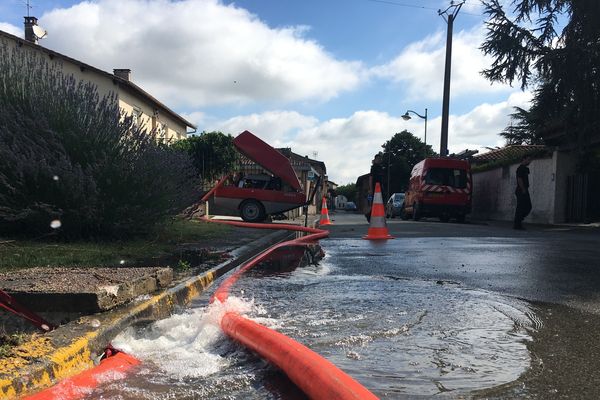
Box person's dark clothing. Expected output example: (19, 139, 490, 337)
(514, 165, 531, 228)
(365, 163, 385, 222)
(515, 165, 529, 191)
(370, 163, 385, 194)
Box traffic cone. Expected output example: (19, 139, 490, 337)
(363, 182, 394, 240)
(319, 196, 332, 226)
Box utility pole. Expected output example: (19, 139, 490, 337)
(438, 1, 464, 157)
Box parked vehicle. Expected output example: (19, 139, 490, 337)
(402, 158, 472, 222)
(205, 130, 318, 222)
(344, 201, 358, 212)
(385, 193, 405, 218)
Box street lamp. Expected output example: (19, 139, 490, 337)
(401, 108, 428, 145)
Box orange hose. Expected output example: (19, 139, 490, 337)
(208, 218, 379, 399)
(24, 352, 140, 400)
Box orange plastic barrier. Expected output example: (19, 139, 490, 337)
(24, 351, 140, 400)
(207, 218, 379, 399)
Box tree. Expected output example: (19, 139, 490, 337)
(171, 132, 238, 186)
(500, 106, 545, 145)
(335, 183, 357, 202)
(381, 130, 436, 195)
(481, 0, 600, 165)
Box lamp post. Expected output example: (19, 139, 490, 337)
(401, 108, 428, 145)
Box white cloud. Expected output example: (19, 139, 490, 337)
(0, 23, 22, 37)
(208, 91, 532, 185)
(372, 26, 512, 101)
(207, 110, 318, 145)
(36, 0, 364, 108)
(425, 90, 533, 155)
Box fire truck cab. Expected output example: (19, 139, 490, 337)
(402, 157, 472, 222)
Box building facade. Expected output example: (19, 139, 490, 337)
(1, 18, 195, 142)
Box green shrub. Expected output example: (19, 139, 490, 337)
(0, 44, 200, 238)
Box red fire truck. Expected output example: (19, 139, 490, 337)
(401, 157, 472, 222)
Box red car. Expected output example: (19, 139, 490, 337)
(402, 158, 472, 222)
(206, 130, 311, 222)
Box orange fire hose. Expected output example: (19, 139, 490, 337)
(208, 219, 379, 399)
(24, 219, 378, 400)
(24, 351, 140, 400)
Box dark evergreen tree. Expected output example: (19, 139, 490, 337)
(482, 0, 600, 166)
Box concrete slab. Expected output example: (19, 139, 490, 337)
(0, 267, 173, 313)
(0, 228, 295, 399)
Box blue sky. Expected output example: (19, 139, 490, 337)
(0, 0, 531, 184)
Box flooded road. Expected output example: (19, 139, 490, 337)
(100, 240, 536, 399)
(85, 215, 600, 399)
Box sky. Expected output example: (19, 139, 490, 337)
(0, 0, 532, 184)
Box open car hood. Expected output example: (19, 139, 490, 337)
(233, 130, 303, 192)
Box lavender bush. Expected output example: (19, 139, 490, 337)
(0, 44, 199, 238)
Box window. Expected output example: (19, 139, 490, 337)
(132, 106, 142, 127)
(425, 168, 467, 188)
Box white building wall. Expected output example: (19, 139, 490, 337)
(472, 155, 557, 224)
(1, 32, 188, 142)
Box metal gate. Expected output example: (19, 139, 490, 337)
(566, 173, 600, 222)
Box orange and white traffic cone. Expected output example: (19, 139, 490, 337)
(319, 196, 333, 226)
(363, 182, 394, 240)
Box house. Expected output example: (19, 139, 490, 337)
(0, 17, 195, 142)
(277, 149, 328, 216)
(470, 145, 598, 224)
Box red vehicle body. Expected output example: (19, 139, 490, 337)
(402, 158, 472, 222)
(207, 130, 309, 222)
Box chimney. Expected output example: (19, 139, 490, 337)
(24, 16, 39, 44)
(113, 69, 131, 81)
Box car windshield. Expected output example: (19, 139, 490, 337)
(425, 168, 467, 189)
(394, 194, 404, 201)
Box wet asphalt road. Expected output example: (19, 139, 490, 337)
(322, 212, 600, 399)
(324, 212, 600, 314)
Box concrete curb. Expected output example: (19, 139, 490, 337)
(0, 229, 293, 399)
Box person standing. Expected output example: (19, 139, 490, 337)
(365, 154, 385, 222)
(514, 155, 532, 230)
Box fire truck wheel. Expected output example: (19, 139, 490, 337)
(456, 214, 466, 223)
(439, 214, 450, 223)
(412, 203, 421, 221)
(240, 200, 266, 222)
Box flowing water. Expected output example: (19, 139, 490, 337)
(90, 240, 538, 399)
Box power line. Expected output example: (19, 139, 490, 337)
(365, 0, 437, 11)
(365, 0, 483, 17)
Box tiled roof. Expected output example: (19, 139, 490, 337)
(472, 145, 549, 165)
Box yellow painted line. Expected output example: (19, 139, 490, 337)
(1, 269, 218, 399)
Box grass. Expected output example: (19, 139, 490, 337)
(0, 218, 231, 272)
(0, 333, 27, 358)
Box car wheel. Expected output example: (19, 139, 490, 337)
(412, 203, 421, 221)
(240, 199, 266, 223)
